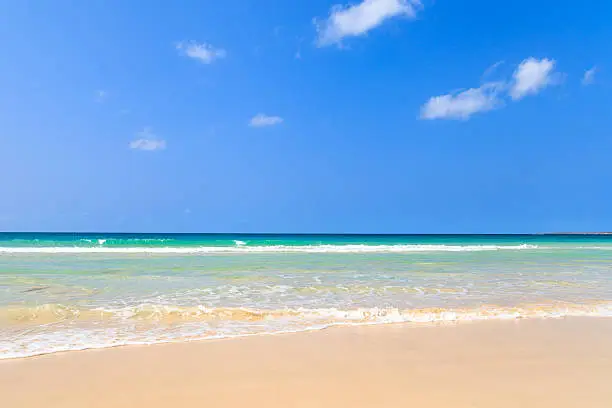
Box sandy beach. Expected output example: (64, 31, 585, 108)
(2, 317, 612, 408)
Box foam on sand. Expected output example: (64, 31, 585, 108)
(2, 301, 612, 359)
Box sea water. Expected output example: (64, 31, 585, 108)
(1, 233, 611, 359)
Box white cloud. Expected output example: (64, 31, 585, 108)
(420, 83, 504, 120)
(481, 60, 505, 80)
(509, 57, 557, 100)
(176, 41, 226, 64)
(315, 0, 421, 46)
(421, 57, 564, 121)
(582, 66, 597, 85)
(129, 128, 166, 151)
(249, 114, 284, 127)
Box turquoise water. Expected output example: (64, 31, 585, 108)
(1, 233, 612, 358)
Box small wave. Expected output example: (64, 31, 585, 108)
(3, 301, 612, 328)
(0, 243, 541, 254)
(94, 302, 612, 323)
(2, 301, 612, 359)
(0, 303, 87, 324)
(77, 238, 172, 246)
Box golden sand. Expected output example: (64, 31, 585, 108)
(2, 318, 612, 407)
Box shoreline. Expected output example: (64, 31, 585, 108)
(2, 317, 612, 407)
(4, 308, 612, 361)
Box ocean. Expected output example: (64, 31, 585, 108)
(1, 233, 611, 359)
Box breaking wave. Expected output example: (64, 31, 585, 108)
(0, 244, 542, 254)
(2, 301, 612, 359)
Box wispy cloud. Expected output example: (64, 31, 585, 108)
(481, 61, 505, 81)
(509, 58, 557, 100)
(249, 114, 284, 127)
(315, 0, 421, 46)
(129, 128, 166, 151)
(95, 90, 108, 103)
(420, 83, 504, 120)
(176, 41, 226, 64)
(582, 66, 597, 85)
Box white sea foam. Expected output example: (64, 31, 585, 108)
(0, 244, 541, 254)
(2, 302, 612, 359)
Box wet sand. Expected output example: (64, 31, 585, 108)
(2, 318, 612, 407)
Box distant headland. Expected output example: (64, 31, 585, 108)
(542, 232, 612, 235)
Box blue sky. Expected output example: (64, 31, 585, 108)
(1, 0, 611, 233)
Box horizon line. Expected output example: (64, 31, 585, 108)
(1, 231, 611, 236)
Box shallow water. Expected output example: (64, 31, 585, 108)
(1, 233, 611, 358)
